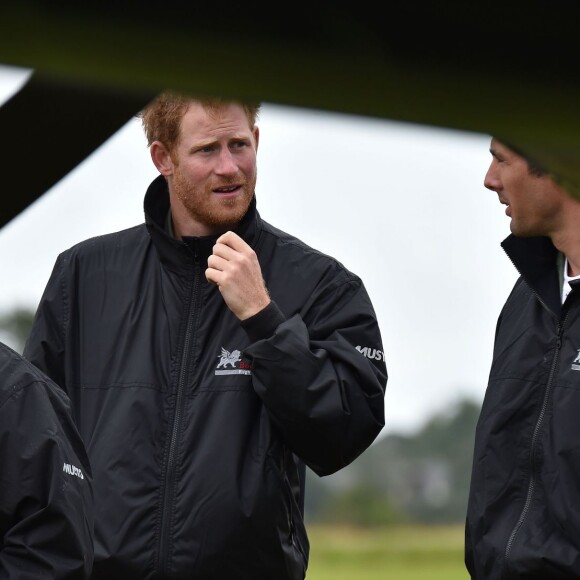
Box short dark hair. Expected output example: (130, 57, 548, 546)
(503, 140, 548, 177)
(526, 159, 548, 178)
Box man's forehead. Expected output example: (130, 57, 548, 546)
(181, 103, 249, 132)
(490, 137, 506, 150)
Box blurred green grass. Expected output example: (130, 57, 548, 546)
(306, 524, 469, 580)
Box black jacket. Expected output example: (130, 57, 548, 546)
(24, 175, 387, 580)
(0, 341, 93, 579)
(466, 235, 580, 579)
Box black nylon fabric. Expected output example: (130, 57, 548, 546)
(23, 176, 387, 579)
(0, 342, 94, 579)
(466, 234, 580, 579)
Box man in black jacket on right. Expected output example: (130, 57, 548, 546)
(465, 137, 580, 579)
(23, 92, 387, 579)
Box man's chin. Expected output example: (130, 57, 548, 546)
(510, 224, 541, 238)
(203, 206, 250, 231)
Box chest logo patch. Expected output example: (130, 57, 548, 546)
(572, 349, 580, 371)
(215, 347, 253, 376)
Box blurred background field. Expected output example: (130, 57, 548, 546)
(306, 524, 468, 580)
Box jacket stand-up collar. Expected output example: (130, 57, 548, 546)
(502, 234, 561, 316)
(143, 174, 260, 272)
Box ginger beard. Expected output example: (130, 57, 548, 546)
(171, 162, 256, 232)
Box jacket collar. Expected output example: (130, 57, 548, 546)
(501, 234, 561, 315)
(144, 174, 260, 272)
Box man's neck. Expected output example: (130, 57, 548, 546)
(552, 229, 580, 277)
(169, 206, 216, 238)
(566, 255, 580, 278)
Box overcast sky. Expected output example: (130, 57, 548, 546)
(0, 64, 519, 436)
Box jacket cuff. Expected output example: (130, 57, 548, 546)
(241, 301, 286, 343)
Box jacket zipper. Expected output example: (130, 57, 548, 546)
(157, 255, 203, 576)
(504, 318, 565, 564)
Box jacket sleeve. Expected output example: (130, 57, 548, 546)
(0, 377, 94, 579)
(242, 275, 387, 476)
(22, 254, 67, 390)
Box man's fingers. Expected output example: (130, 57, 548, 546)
(215, 230, 248, 252)
(207, 254, 228, 271)
(211, 233, 256, 268)
(211, 241, 237, 261)
(205, 268, 219, 285)
(206, 254, 228, 286)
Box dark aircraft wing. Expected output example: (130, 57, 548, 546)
(0, 73, 152, 228)
(0, 1, 578, 227)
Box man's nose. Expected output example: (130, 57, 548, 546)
(216, 150, 238, 174)
(483, 164, 500, 192)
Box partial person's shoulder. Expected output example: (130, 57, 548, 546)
(0, 341, 66, 410)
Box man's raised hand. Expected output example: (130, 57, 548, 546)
(206, 231, 271, 320)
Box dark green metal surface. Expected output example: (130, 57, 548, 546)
(0, 2, 578, 227)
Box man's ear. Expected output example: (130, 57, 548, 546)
(150, 141, 174, 176)
(253, 126, 260, 152)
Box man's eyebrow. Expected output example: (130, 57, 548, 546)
(189, 139, 216, 150)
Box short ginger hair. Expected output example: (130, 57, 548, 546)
(138, 91, 261, 153)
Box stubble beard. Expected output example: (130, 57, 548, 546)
(173, 169, 256, 232)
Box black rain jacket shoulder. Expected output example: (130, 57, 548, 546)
(0, 342, 93, 579)
(466, 235, 580, 579)
(24, 176, 387, 580)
